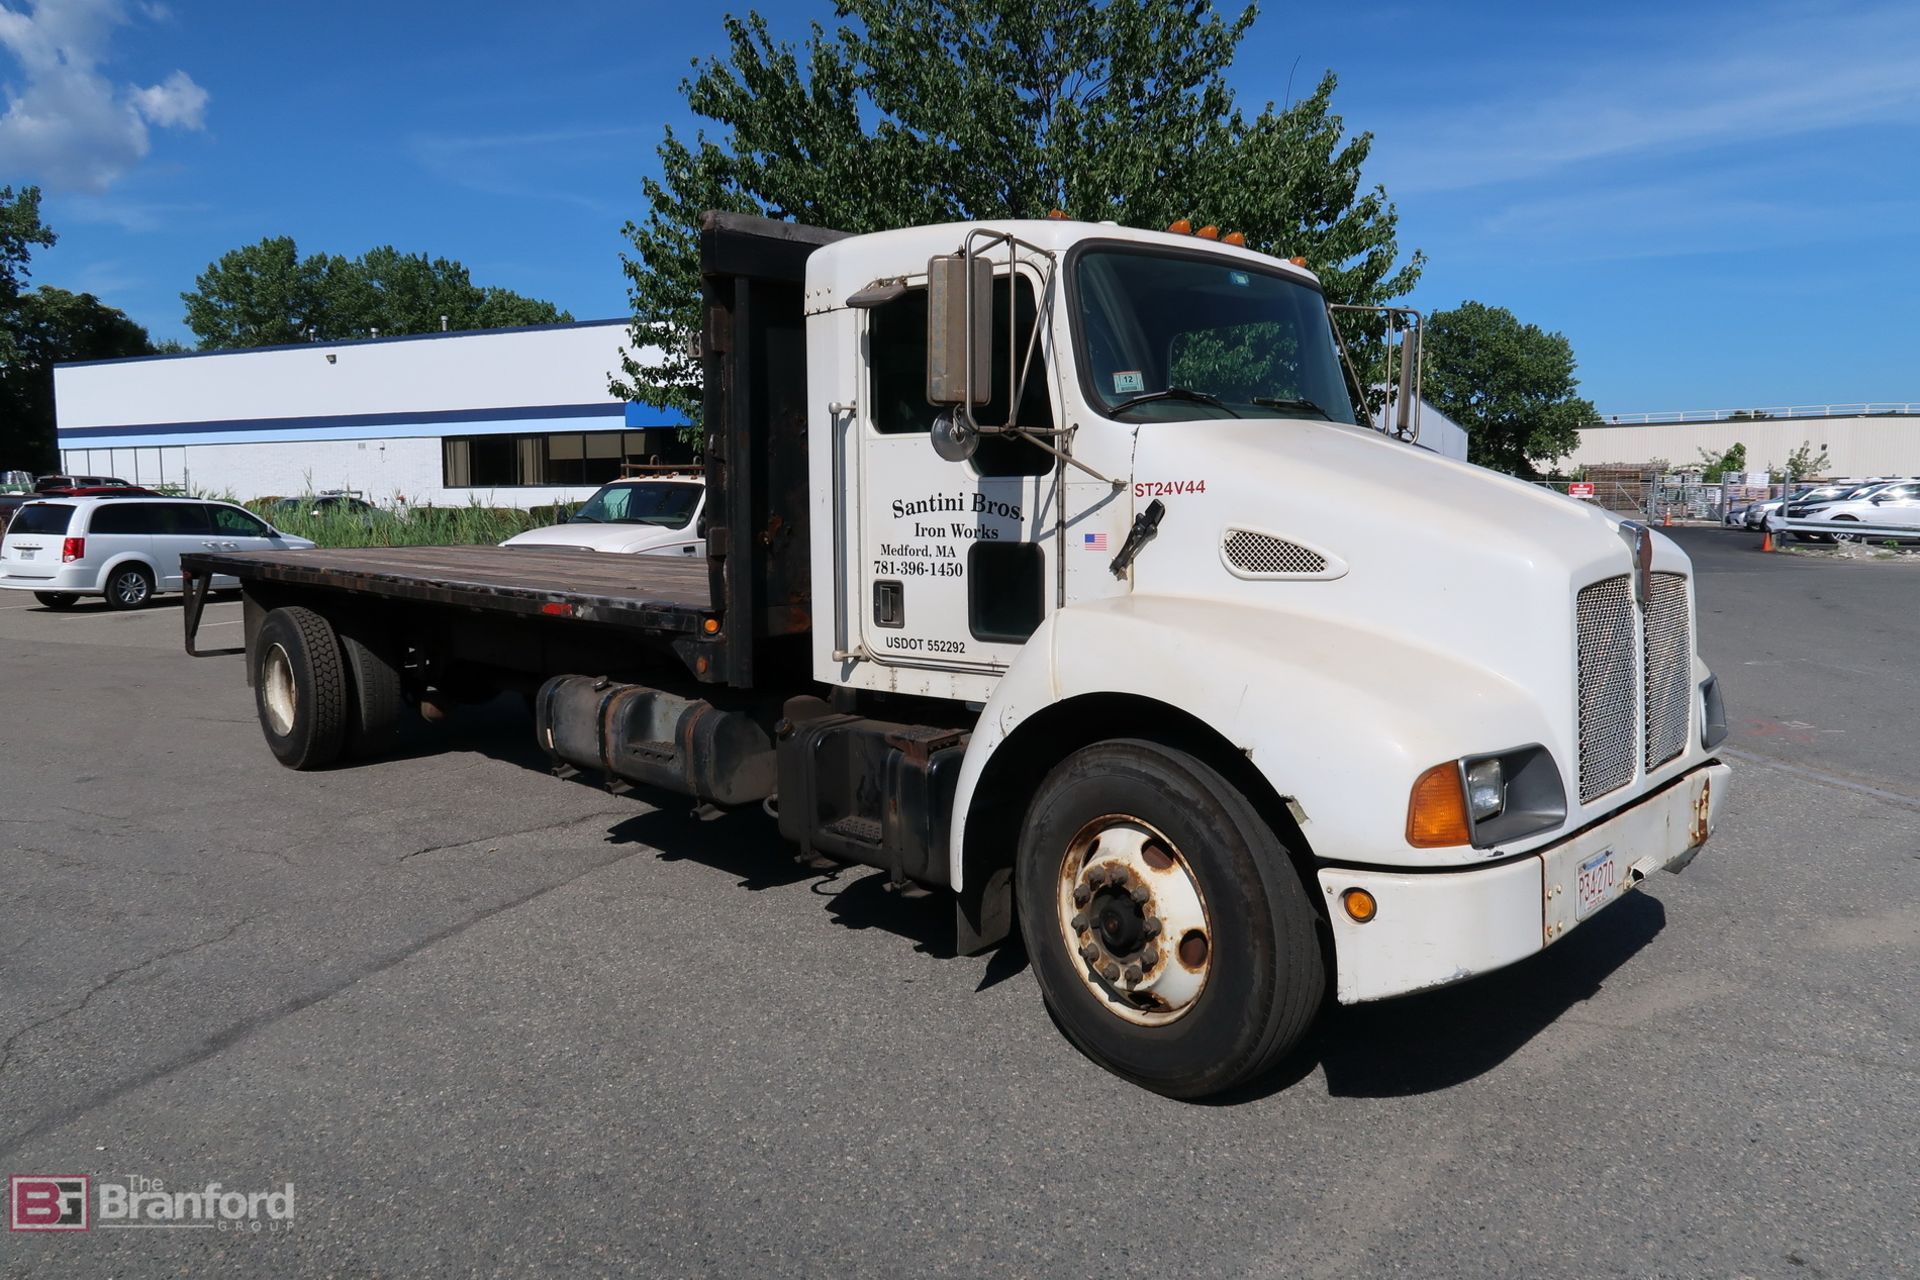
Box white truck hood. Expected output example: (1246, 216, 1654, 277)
(501, 522, 697, 555)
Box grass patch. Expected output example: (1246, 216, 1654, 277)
(247, 498, 551, 549)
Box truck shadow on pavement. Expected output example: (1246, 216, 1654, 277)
(421, 709, 1668, 1101)
(1228, 892, 1668, 1103)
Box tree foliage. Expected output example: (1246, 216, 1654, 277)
(0, 185, 59, 372)
(1421, 301, 1598, 477)
(1780, 440, 1831, 481)
(617, 0, 1422, 421)
(1695, 441, 1747, 482)
(2, 287, 155, 469)
(181, 238, 572, 349)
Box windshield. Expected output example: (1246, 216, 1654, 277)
(1074, 248, 1356, 425)
(570, 481, 700, 528)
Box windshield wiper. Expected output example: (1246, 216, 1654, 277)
(1108, 386, 1241, 418)
(570, 514, 602, 523)
(1251, 396, 1332, 420)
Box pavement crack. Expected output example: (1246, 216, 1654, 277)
(0, 914, 258, 1079)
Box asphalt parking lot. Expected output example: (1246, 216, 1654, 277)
(1, 527, 1915, 1278)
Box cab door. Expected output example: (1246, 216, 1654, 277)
(855, 271, 1057, 680)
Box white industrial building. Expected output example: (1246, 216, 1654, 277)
(1569, 405, 1920, 478)
(54, 320, 687, 507)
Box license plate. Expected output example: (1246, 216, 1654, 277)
(17, 548, 34, 560)
(1576, 849, 1621, 918)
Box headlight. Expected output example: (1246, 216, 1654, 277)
(1464, 758, 1505, 820)
(1407, 745, 1567, 850)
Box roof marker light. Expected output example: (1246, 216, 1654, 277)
(1196, 225, 1220, 240)
(1167, 219, 1193, 235)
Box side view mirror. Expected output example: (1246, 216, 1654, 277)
(930, 409, 979, 462)
(926, 254, 991, 407)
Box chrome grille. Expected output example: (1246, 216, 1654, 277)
(1644, 572, 1691, 771)
(1576, 576, 1637, 802)
(1222, 529, 1328, 577)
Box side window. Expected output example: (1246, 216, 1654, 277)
(211, 505, 271, 536)
(156, 504, 212, 536)
(88, 503, 155, 535)
(869, 277, 1055, 477)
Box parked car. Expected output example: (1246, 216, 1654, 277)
(500, 477, 706, 557)
(269, 492, 377, 519)
(1794, 481, 1920, 542)
(33, 473, 131, 492)
(0, 496, 316, 610)
(1777, 480, 1918, 541)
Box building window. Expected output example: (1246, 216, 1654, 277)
(442, 429, 689, 488)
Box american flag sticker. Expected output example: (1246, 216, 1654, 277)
(1082, 532, 1108, 551)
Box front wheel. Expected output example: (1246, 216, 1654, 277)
(1015, 739, 1325, 1098)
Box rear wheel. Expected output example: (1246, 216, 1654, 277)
(33, 591, 78, 610)
(1830, 515, 1861, 543)
(103, 564, 153, 610)
(1015, 739, 1325, 1098)
(254, 605, 348, 769)
(338, 625, 406, 758)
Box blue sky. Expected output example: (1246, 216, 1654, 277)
(3, 0, 1915, 413)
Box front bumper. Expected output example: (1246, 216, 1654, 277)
(1316, 761, 1730, 1004)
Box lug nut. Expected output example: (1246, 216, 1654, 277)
(1070, 911, 1089, 932)
(1140, 946, 1160, 968)
(1084, 865, 1105, 887)
(1079, 943, 1099, 963)
(1072, 884, 1092, 906)
(1101, 961, 1122, 982)
(1123, 963, 1143, 984)
(1129, 884, 1150, 904)
(1143, 915, 1162, 938)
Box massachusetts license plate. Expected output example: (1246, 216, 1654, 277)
(1576, 848, 1621, 918)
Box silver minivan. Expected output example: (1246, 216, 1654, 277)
(0, 497, 316, 610)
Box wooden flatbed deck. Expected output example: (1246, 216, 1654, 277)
(181, 544, 713, 632)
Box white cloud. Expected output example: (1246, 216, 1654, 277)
(0, 0, 208, 194)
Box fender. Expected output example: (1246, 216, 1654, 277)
(950, 593, 1569, 888)
(90, 552, 159, 594)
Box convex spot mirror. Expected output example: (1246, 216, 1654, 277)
(926, 254, 991, 408)
(930, 409, 979, 462)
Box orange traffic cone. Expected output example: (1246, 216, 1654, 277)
(1663, 510, 1672, 528)
(1761, 528, 1774, 552)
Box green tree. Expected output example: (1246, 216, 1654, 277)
(1422, 301, 1598, 477)
(615, 0, 1422, 422)
(1778, 441, 1831, 482)
(1, 287, 155, 469)
(0, 185, 59, 372)
(1695, 441, 1747, 482)
(182, 239, 571, 348)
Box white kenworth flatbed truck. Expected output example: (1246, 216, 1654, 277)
(183, 212, 1731, 1098)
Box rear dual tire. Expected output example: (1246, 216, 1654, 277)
(254, 606, 407, 769)
(1015, 739, 1326, 1099)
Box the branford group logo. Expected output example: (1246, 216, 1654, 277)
(10, 1176, 90, 1231)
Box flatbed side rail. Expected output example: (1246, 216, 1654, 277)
(181, 564, 243, 657)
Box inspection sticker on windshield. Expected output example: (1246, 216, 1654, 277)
(1112, 370, 1144, 394)
(1228, 270, 1250, 287)
(1576, 848, 1621, 919)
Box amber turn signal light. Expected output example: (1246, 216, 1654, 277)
(1341, 888, 1378, 923)
(1406, 761, 1471, 847)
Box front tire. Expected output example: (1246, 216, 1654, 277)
(1015, 739, 1325, 1098)
(34, 591, 78, 610)
(103, 564, 154, 610)
(254, 605, 348, 769)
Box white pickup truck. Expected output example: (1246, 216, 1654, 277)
(184, 212, 1731, 1097)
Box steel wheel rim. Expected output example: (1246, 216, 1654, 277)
(1055, 815, 1212, 1027)
(262, 643, 297, 737)
(114, 571, 148, 604)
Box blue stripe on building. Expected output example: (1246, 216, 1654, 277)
(57, 401, 688, 449)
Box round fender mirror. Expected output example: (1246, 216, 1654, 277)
(930, 409, 979, 462)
